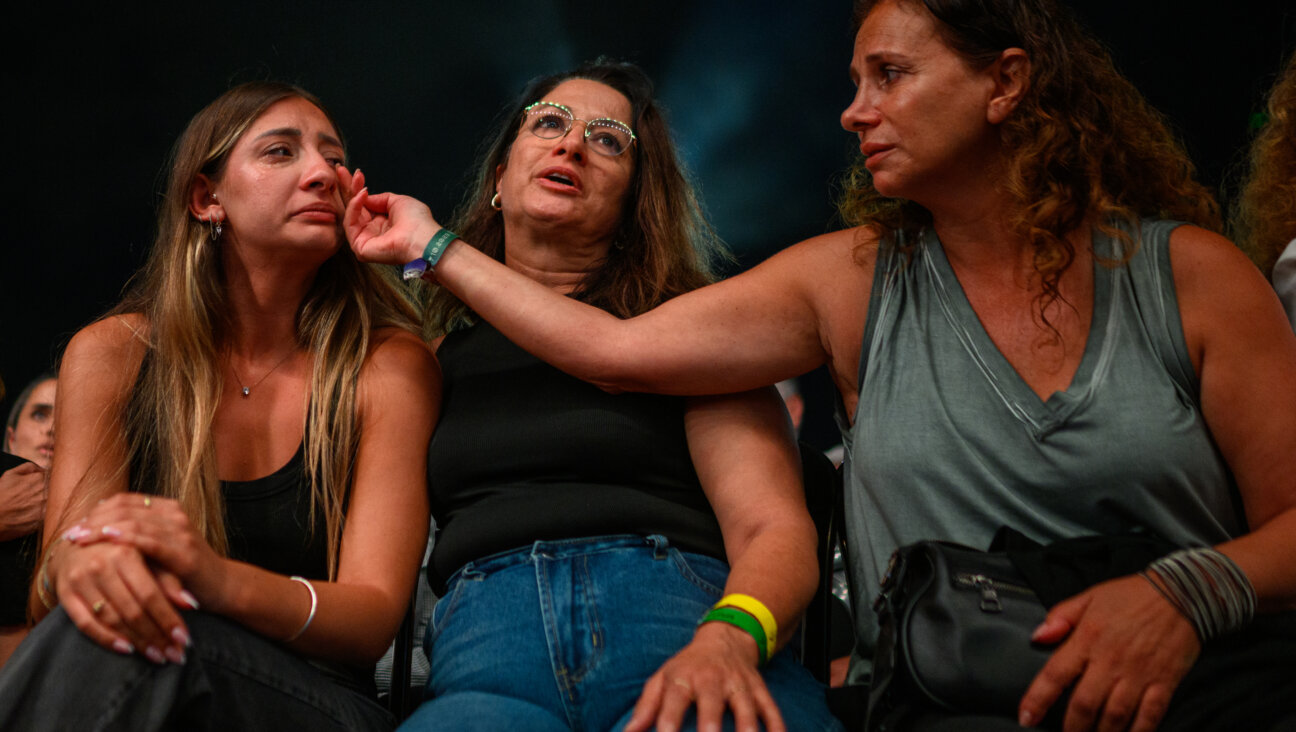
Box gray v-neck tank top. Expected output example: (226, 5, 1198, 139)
(840, 219, 1242, 653)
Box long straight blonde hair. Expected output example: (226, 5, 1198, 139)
(94, 82, 419, 577)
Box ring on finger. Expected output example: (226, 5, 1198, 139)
(671, 678, 693, 695)
(143, 496, 152, 508)
(91, 600, 105, 615)
(727, 685, 748, 696)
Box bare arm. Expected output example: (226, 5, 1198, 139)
(1020, 225, 1296, 731)
(626, 387, 817, 732)
(64, 329, 440, 665)
(1175, 226, 1296, 607)
(199, 330, 439, 664)
(342, 177, 873, 398)
(34, 315, 194, 661)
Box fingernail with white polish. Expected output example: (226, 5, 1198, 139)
(1019, 710, 1034, 727)
(144, 646, 166, 665)
(179, 590, 200, 610)
(111, 639, 135, 655)
(172, 626, 191, 647)
(62, 526, 90, 541)
(164, 646, 186, 664)
(102, 525, 124, 538)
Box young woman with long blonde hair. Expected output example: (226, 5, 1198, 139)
(0, 81, 437, 731)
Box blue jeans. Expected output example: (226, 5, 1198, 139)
(0, 608, 393, 731)
(399, 534, 841, 731)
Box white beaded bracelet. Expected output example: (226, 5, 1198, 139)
(285, 576, 318, 642)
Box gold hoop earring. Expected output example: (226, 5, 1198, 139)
(490, 192, 502, 211)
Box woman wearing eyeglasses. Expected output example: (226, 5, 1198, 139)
(346, 60, 839, 732)
(348, 3, 1296, 730)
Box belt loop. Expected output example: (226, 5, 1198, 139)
(530, 540, 550, 562)
(647, 534, 669, 559)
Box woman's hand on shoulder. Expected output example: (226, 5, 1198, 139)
(625, 621, 785, 732)
(339, 167, 442, 266)
(1018, 574, 1199, 731)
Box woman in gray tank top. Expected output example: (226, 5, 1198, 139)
(343, 1, 1296, 729)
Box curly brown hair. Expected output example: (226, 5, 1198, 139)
(1232, 52, 1296, 277)
(839, 0, 1220, 316)
(423, 59, 726, 337)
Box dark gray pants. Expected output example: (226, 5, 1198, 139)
(0, 608, 394, 731)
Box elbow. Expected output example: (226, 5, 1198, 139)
(563, 348, 638, 394)
(340, 620, 406, 667)
(560, 317, 657, 394)
(352, 637, 398, 668)
(787, 519, 822, 610)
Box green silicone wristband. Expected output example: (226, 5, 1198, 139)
(402, 228, 461, 281)
(422, 228, 459, 267)
(699, 606, 769, 665)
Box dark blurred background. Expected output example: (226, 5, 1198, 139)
(2, 0, 1293, 451)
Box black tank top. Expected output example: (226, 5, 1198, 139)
(221, 444, 328, 580)
(425, 321, 726, 590)
(127, 352, 328, 580)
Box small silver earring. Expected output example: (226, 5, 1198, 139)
(207, 212, 223, 241)
(490, 192, 502, 211)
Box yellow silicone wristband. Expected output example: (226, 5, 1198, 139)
(715, 593, 777, 652)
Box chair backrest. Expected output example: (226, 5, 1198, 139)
(796, 441, 849, 683)
(387, 605, 417, 716)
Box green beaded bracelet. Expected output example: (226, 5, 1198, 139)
(699, 606, 769, 665)
(402, 228, 460, 281)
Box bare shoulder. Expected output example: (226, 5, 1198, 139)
(1166, 225, 1261, 283)
(365, 327, 436, 368)
(1168, 225, 1293, 367)
(62, 314, 149, 383)
(749, 226, 878, 321)
(766, 226, 880, 272)
(357, 327, 440, 410)
(772, 226, 879, 398)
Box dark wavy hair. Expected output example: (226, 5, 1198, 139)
(423, 59, 726, 336)
(1232, 52, 1296, 277)
(839, 0, 1220, 318)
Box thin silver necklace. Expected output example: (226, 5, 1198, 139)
(228, 347, 298, 398)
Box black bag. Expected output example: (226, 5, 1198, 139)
(867, 540, 1052, 726)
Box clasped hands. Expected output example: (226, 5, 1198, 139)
(50, 493, 220, 665)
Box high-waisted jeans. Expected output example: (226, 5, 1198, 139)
(399, 534, 842, 731)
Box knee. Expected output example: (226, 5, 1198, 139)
(402, 691, 569, 732)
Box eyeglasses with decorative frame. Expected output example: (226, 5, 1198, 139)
(522, 101, 637, 157)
